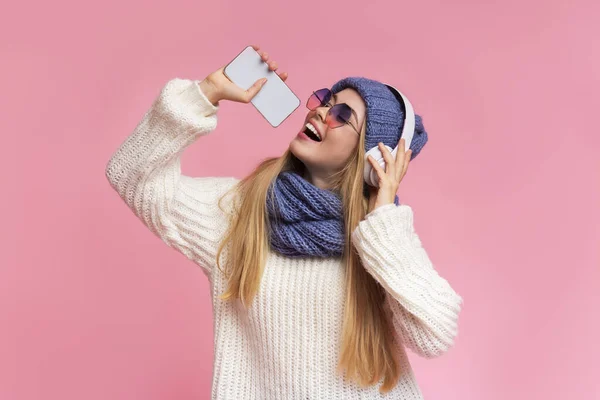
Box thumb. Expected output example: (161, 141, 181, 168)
(243, 78, 267, 102)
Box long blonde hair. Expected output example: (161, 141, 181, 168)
(214, 125, 402, 394)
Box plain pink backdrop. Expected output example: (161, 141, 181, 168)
(1, 0, 598, 399)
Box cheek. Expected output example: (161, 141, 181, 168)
(323, 132, 359, 160)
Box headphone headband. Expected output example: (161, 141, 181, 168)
(384, 84, 415, 152)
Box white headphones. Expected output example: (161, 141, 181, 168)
(363, 84, 415, 187)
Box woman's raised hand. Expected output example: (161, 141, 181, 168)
(199, 44, 288, 106)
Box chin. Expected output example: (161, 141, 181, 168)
(289, 139, 314, 169)
(289, 137, 303, 159)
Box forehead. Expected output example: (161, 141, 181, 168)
(333, 88, 366, 124)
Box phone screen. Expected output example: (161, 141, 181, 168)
(224, 46, 300, 127)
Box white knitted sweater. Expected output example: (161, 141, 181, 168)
(105, 78, 463, 399)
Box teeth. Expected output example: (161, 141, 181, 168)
(305, 122, 321, 140)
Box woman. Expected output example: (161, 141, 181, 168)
(105, 44, 463, 399)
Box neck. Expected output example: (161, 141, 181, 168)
(302, 168, 332, 190)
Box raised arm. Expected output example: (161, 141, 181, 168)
(106, 46, 290, 280)
(105, 77, 239, 279)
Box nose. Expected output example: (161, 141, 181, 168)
(315, 104, 329, 125)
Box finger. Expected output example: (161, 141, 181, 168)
(367, 155, 387, 183)
(251, 45, 264, 59)
(268, 60, 278, 71)
(262, 52, 269, 62)
(394, 138, 405, 166)
(401, 150, 412, 179)
(278, 71, 288, 81)
(242, 78, 267, 103)
(394, 139, 407, 178)
(378, 142, 395, 176)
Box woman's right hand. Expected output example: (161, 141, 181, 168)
(199, 44, 289, 106)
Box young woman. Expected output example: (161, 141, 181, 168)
(105, 44, 463, 399)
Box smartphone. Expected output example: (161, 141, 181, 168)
(224, 46, 300, 127)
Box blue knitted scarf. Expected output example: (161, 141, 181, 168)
(266, 171, 399, 258)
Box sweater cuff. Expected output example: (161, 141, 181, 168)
(158, 78, 220, 126)
(365, 203, 398, 219)
(190, 79, 219, 116)
(358, 203, 414, 241)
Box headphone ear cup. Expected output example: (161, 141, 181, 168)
(364, 147, 378, 187)
(364, 145, 394, 187)
(369, 165, 382, 187)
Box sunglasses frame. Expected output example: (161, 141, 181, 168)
(306, 88, 361, 135)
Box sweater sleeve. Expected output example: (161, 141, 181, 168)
(105, 77, 239, 280)
(351, 203, 463, 358)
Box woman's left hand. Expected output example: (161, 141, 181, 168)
(367, 138, 412, 214)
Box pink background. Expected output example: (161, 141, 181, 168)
(1, 0, 598, 399)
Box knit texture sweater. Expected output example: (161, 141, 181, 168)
(105, 77, 464, 400)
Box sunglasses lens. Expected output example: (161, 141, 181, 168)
(327, 104, 352, 128)
(307, 88, 331, 110)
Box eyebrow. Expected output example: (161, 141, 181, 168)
(332, 92, 359, 126)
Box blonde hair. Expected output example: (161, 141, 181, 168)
(214, 123, 402, 394)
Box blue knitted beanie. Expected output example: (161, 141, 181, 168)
(330, 77, 428, 161)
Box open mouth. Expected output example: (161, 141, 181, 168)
(302, 123, 322, 142)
